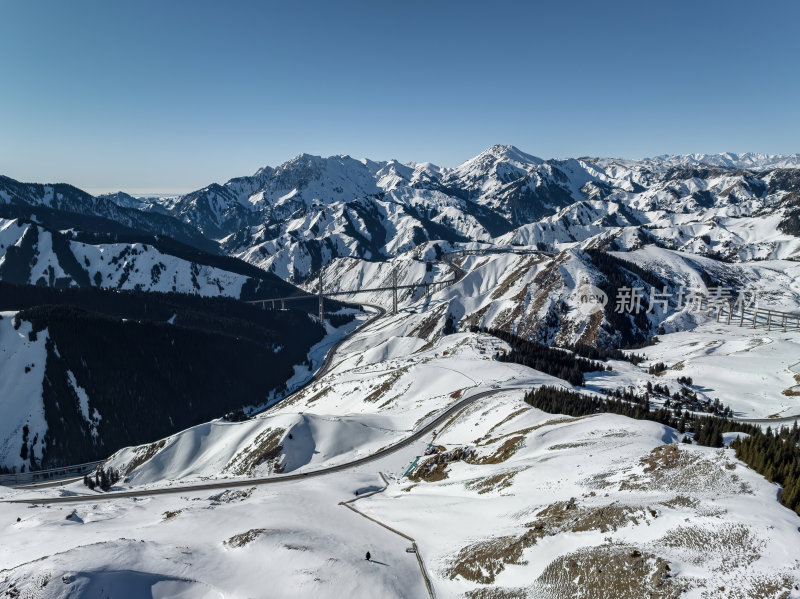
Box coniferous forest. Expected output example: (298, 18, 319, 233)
(525, 385, 800, 515)
(472, 326, 609, 386)
(1, 282, 337, 471)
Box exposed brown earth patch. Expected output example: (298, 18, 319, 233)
(225, 528, 265, 548)
(479, 408, 528, 437)
(660, 495, 698, 510)
(447, 498, 654, 584)
(412, 305, 447, 340)
(531, 545, 680, 598)
(470, 436, 525, 465)
(364, 368, 408, 403)
(576, 310, 603, 346)
(548, 441, 594, 450)
(409, 447, 473, 482)
(657, 524, 764, 573)
(224, 428, 285, 476)
(620, 445, 753, 495)
(782, 374, 800, 396)
(464, 469, 520, 495)
(475, 420, 576, 446)
(305, 386, 332, 404)
(527, 498, 656, 534)
(124, 439, 166, 475)
(460, 304, 492, 332)
(490, 257, 539, 301)
(463, 587, 527, 599)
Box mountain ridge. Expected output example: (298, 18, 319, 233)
(3, 146, 799, 286)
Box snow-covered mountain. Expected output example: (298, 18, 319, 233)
(131, 146, 800, 281)
(643, 151, 800, 170)
(0, 176, 213, 251)
(98, 191, 174, 215)
(2, 147, 800, 598)
(308, 243, 800, 349)
(3, 147, 798, 350)
(5, 147, 800, 284)
(0, 216, 290, 298)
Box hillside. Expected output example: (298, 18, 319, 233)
(0, 284, 335, 471)
(304, 243, 800, 348)
(0, 215, 312, 303)
(0, 177, 213, 252)
(2, 309, 798, 598)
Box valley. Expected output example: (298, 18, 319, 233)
(1, 148, 799, 598)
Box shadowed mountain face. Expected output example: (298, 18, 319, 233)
(0, 283, 328, 471)
(0, 176, 216, 252)
(0, 185, 346, 472)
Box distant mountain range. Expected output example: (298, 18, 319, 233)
(96, 146, 800, 280)
(641, 152, 800, 170)
(2, 147, 798, 290)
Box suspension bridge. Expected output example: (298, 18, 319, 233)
(245, 248, 555, 319)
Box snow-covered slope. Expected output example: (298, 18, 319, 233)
(364, 391, 800, 598)
(3, 312, 799, 598)
(100, 331, 542, 486)
(94, 292, 800, 486)
(307, 243, 800, 349)
(0, 312, 49, 473)
(0, 176, 212, 251)
(0, 217, 306, 299)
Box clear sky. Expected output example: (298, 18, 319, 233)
(1, 0, 798, 194)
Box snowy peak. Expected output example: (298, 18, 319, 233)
(449, 144, 543, 183)
(459, 144, 543, 168)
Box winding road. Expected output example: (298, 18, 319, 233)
(5, 388, 502, 505)
(6, 249, 799, 501)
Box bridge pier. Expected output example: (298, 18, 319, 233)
(318, 269, 324, 321)
(392, 267, 398, 315)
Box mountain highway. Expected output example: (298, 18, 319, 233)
(5, 387, 504, 505)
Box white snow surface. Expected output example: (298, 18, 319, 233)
(2, 304, 800, 597)
(0, 313, 48, 471)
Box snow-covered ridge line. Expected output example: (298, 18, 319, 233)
(4, 145, 800, 284)
(642, 151, 800, 170)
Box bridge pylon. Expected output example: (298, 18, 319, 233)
(392, 267, 398, 315)
(318, 269, 324, 321)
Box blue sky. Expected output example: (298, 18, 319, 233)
(1, 0, 798, 194)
